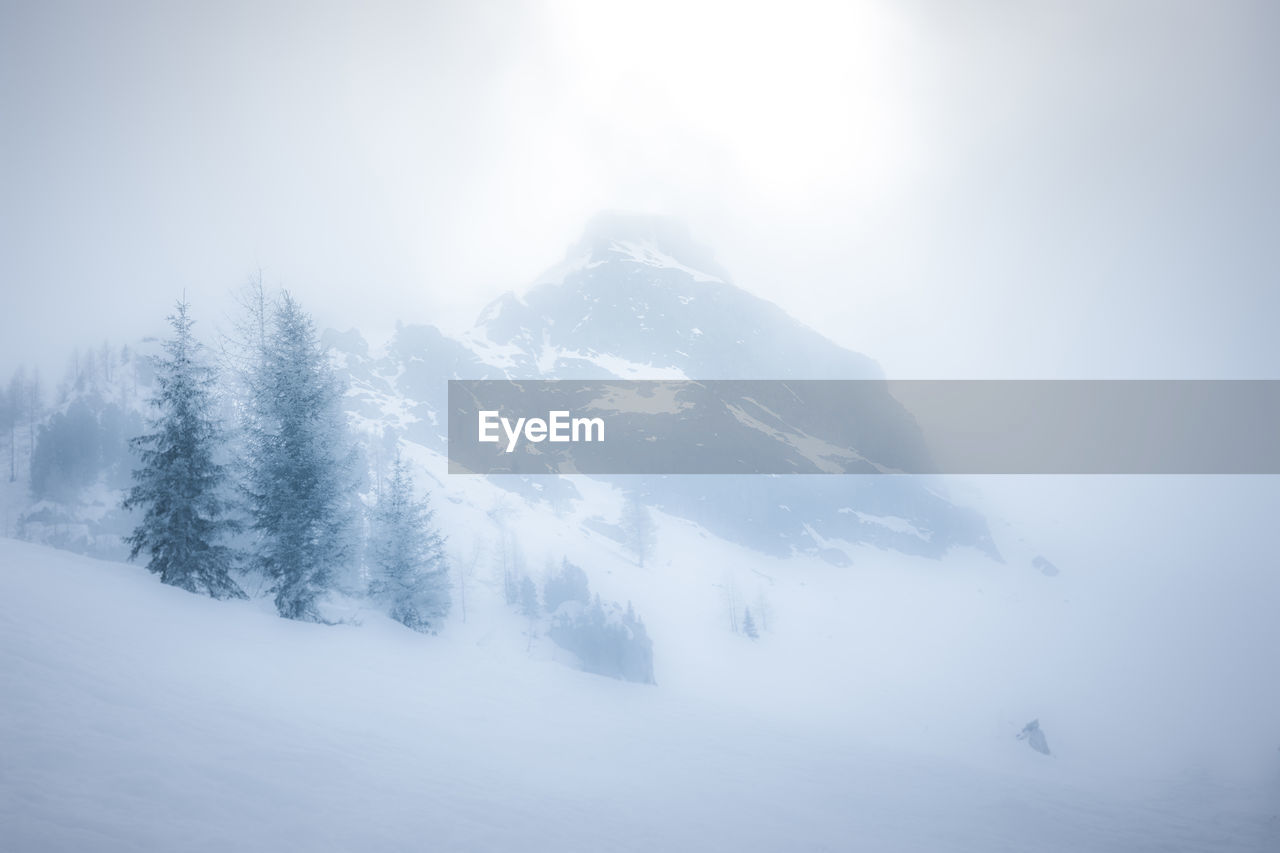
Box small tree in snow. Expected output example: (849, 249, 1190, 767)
(2, 368, 18, 482)
(722, 572, 741, 634)
(518, 575, 540, 619)
(368, 453, 450, 632)
(753, 591, 773, 634)
(742, 607, 759, 640)
(620, 493, 656, 568)
(518, 573, 540, 651)
(455, 539, 482, 624)
(488, 498, 523, 606)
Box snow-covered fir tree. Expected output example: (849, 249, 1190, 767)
(243, 292, 359, 620)
(547, 593, 655, 684)
(742, 607, 759, 640)
(542, 558, 590, 612)
(518, 575, 539, 618)
(620, 493, 656, 568)
(368, 452, 450, 632)
(3, 366, 24, 482)
(123, 300, 243, 599)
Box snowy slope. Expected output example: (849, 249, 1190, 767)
(3, 535, 1277, 852)
(6, 214, 1277, 850)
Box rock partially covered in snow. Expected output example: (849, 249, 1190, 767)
(1032, 555, 1060, 577)
(1018, 719, 1051, 755)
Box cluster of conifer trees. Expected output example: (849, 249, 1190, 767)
(9, 287, 666, 675)
(123, 291, 449, 629)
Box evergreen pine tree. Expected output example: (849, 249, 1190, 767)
(2, 368, 18, 482)
(368, 452, 450, 632)
(543, 558, 590, 612)
(244, 292, 359, 620)
(123, 300, 243, 599)
(742, 607, 759, 639)
(518, 575, 539, 618)
(547, 594, 655, 684)
(620, 493, 656, 568)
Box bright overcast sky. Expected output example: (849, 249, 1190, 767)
(3, 0, 1278, 383)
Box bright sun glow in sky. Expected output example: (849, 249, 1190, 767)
(549, 0, 920, 199)
(1, 0, 1278, 384)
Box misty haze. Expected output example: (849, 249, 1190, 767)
(2, 2, 1278, 852)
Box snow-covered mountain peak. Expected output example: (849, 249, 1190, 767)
(474, 291, 526, 326)
(605, 239, 724, 284)
(571, 211, 730, 282)
(526, 213, 728, 294)
(464, 212, 881, 382)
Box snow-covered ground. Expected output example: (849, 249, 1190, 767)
(3, 512, 1276, 851)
